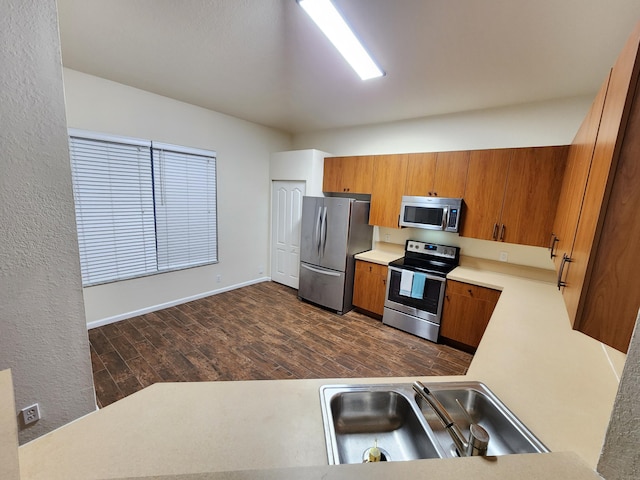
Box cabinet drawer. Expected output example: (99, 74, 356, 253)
(355, 260, 388, 277)
(446, 280, 501, 302)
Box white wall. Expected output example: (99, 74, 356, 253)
(292, 95, 592, 155)
(292, 96, 592, 269)
(63, 69, 292, 325)
(0, 0, 96, 443)
(270, 149, 330, 197)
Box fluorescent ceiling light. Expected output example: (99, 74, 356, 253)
(298, 0, 385, 80)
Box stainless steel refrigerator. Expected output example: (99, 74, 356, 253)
(298, 196, 373, 314)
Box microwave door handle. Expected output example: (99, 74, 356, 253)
(442, 206, 449, 230)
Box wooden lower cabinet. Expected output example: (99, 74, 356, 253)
(440, 280, 501, 352)
(353, 260, 388, 317)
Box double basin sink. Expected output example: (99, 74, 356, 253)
(320, 381, 548, 464)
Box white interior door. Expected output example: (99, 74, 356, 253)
(271, 181, 305, 288)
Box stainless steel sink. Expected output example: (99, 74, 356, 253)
(320, 384, 446, 464)
(414, 381, 549, 457)
(320, 381, 548, 464)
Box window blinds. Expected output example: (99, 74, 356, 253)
(68, 131, 217, 287)
(152, 143, 218, 271)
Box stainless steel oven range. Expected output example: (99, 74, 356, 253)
(383, 240, 460, 342)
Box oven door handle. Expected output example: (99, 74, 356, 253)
(388, 265, 446, 282)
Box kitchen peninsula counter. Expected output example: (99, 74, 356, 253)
(17, 257, 626, 480)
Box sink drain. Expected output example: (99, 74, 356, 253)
(363, 446, 390, 462)
(447, 443, 462, 457)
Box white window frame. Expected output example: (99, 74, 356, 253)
(68, 129, 218, 287)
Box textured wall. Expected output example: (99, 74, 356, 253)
(597, 309, 640, 479)
(0, 0, 96, 442)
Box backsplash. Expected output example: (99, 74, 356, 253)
(375, 226, 555, 271)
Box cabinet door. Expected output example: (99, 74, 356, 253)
(353, 260, 388, 316)
(461, 149, 511, 241)
(323, 156, 344, 192)
(433, 151, 470, 198)
(369, 154, 408, 228)
(323, 156, 373, 193)
(499, 146, 568, 247)
(404, 152, 437, 196)
(440, 281, 501, 350)
(552, 76, 610, 268)
(561, 22, 640, 350)
(576, 82, 640, 351)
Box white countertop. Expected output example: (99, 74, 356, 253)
(354, 241, 404, 265)
(16, 252, 626, 480)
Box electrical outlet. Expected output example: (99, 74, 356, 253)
(499, 251, 509, 262)
(258, 265, 264, 275)
(216, 274, 221, 283)
(21, 403, 40, 425)
(384, 234, 391, 242)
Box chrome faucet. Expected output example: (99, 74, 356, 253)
(413, 381, 490, 457)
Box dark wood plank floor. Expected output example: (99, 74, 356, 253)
(88, 281, 473, 407)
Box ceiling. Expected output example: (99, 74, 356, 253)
(57, 0, 640, 134)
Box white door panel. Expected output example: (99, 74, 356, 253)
(271, 181, 306, 288)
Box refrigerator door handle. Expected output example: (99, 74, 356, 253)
(301, 263, 341, 277)
(314, 206, 322, 255)
(321, 206, 328, 257)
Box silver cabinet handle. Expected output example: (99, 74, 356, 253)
(557, 253, 572, 290)
(499, 224, 505, 241)
(492, 223, 499, 240)
(549, 233, 559, 259)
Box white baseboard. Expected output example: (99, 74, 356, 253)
(86, 277, 272, 330)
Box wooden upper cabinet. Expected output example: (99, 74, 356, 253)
(460, 149, 511, 241)
(433, 151, 470, 198)
(500, 146, 568, 247)
(404, 151, 469, 197)
(404, 153, 437, 195)
(551, 75, 610, 269)
(323, 156, 373, 194)
(555, 20, 640, 352)
(369, 154, 409, 228)
(461, 146, 567, 247)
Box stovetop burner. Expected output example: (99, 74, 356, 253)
(389, 240, 460, 277)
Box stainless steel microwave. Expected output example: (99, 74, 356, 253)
(399, 196, 463, 232)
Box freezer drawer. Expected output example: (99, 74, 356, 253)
(298, 262, 348, 314)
